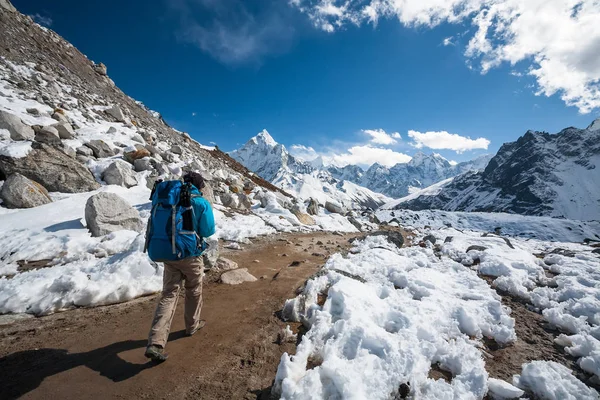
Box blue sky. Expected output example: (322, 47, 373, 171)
(14, 0, 600, 167)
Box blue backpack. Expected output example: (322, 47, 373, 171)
(144, 180, 206, 262)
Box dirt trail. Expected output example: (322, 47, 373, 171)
(0, 231, 361, 400)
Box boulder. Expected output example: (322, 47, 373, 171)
(348, 216, 362, 231)
(220, 192, 239, 209)
(124, 145, 151, 163)
(216, 258, 238, 271)
(220, 268, 257, 285)
(200, 181, 216, 204)
(307, 198, 319, 215)
(85, 140, 113, 158)
(85, 192, 143, 237)
(34, 125, 61, 145)
(237, 193, 252, 210)
(202, 237, 219, 269)
(467, 245, 487, 252)
(0, 173, 52, 208)
(423, 234, 437, 245)
(292, 209, 316, 225)
(102, 161, 138, 188)
(131, 134, 145, 144)
(26, 108, 41, 116)
(51, 111, 69, 124)
(0, 110, 34, 141)
(0, 143, 99, 193)
(53, 122, 75, 139)
(140, 131, 157, 145)
(150, 159, 170, 176)
(76, 146, 94, 157)
(107, 126, 117, 134)
(133, 157, 153, 172)
(170, 145, 183, 155)
(60, 144, 76, 158)
(161, 152, 175, 163)
(93, 62, 107, 76)
(106, 105, 126, 122)
(325, 200, 345, 215)
(592, 248, 600, 255)
(368, 231, 404, 249)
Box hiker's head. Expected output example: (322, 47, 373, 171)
(183, 172, 205, 190)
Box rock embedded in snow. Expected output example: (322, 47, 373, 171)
(0, 110, 34, 141)
(53, 122, 75, 139)
(292, 209, 316, 226)
(26, 108, 41, 116)
(220, 268, 257, 285)
(307, 198, 319, 215)
(325, 200, 345, 215)
(220, 192, 239, 209)
(0, 143, 99, 193)
(423, 234, 437, 245)
(85, 192, 143, 237)
(85, 140, 113, 158)
(347, 216, 362, 231)
(76, 146, 93, 157)
(106, 105, 126, 122)
(216, 257, 238, 271)
(368, 231, 404, 249)
(51, 111, 69, 124)
(102, 161, 138, 188)
(106, 126, 117, 134)
(0, 173, 52, 209)
(34, 125, 61, 145)
(170, 145, 183, 155)
(200, 181, 215, 204)
(131, 134, 144, 144)
(133, 157, 152, 172)
(124, 145, 151, 163)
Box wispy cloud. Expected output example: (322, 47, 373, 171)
(408, 130, 490, 153)
(290, 0, 600, 113)
(169, 0, 297, 65)
(29, 13, 53, 27)
(362, 129, 401, 145)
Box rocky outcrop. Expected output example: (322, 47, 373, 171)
(0, 143, 100, 193)
(0, 173, 52, 208)
(0, 0, 17, 12)
(93, 62, 107, 76)
(0, 110, 34, 141)
(53, 122, 75, 139)
(106, 105, 125, 122)
(307, 198, 319, 215)
(85, 140, 113, 158)
(325, 201, 344, 215)
(102, 161, 137, 188)
(85, 192, 143, 237)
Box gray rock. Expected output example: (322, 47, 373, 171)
(307, 198, 320, 215)
(133, 157, 153, 172)
(170, 145, 183, 155)
(85, 140, 113, 158)
(0, 0, 17, 12)
(93, 62, 107, 76)
(76, 155, 91, 164)
(26, 108, 41, 116)
(0, 110, 34, 141)
(216, 258, 238, 271)
(76, 146, 93, 157)
(145, 144, 159, 155)
(423, 234, 437, 245)
(200, 181, 216, 204)
(368, 231, 404, 249)
(0, 173, 52, 208)
(0, 143, 99, 193)
(60, 144, 76, 158)
(150, 159, 170, 176)
(593, 248, 600, 255)
(51, 112, 69, 124)
(107, 126, 117, 134)
(466, 245, 487, 252)
(202, 237, 219, 269)
(131, 134, 145, 144)
(106, 105, 125, 122)
(102, 161, 138, 188)
(140, 131, 157, 145)
(325, 200, 345, 215)
(220, 268, 257, 285)
(161, 152, 175, 163)
(34, 125, 61, 145)
(85, 192, 143, 237)
(53, 122, 75, 139)
(237, 193, 252, 210)
(348, 216, 362, 231)
(220, 192, 239, 209)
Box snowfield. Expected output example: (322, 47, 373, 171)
(274, 210, 600, 399)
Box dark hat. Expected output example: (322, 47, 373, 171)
(183, 171, 205, 190)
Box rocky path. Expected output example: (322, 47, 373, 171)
(0, 231, 361, 400)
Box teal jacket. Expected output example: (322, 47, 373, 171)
(190, 185, 216, 240)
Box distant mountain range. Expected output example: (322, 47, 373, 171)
(388, 119, 600, 221)
(230, 130, 490, 209)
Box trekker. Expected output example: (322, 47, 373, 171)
(144, 172, 215, 362)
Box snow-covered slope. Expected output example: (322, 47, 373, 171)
(392, 121, 600, 221)
(232, 131, 392, 209)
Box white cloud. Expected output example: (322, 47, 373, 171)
(330, 145, 412, 167)
(291, 0, 600, 113)
(192, 112, 197, 116)
(29, 13, 53, 27)
(170, 0, 295, 65)
(449, 160, 458, 166)
(289, 144, 319, 161)
(362, 128, 401, 145)
(408, 130, 491, 153)
(443, 36, 455, 46)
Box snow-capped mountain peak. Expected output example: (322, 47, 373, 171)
(253, 129, 278, 147)
(588, 118, 600, 132)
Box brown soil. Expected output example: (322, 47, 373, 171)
(0, 231, 360, 400)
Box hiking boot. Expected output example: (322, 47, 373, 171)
(186, 320, 206, 337)
(145, 345, 168, 362)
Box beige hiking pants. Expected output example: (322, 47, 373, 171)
(147, 257, 204, 348)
